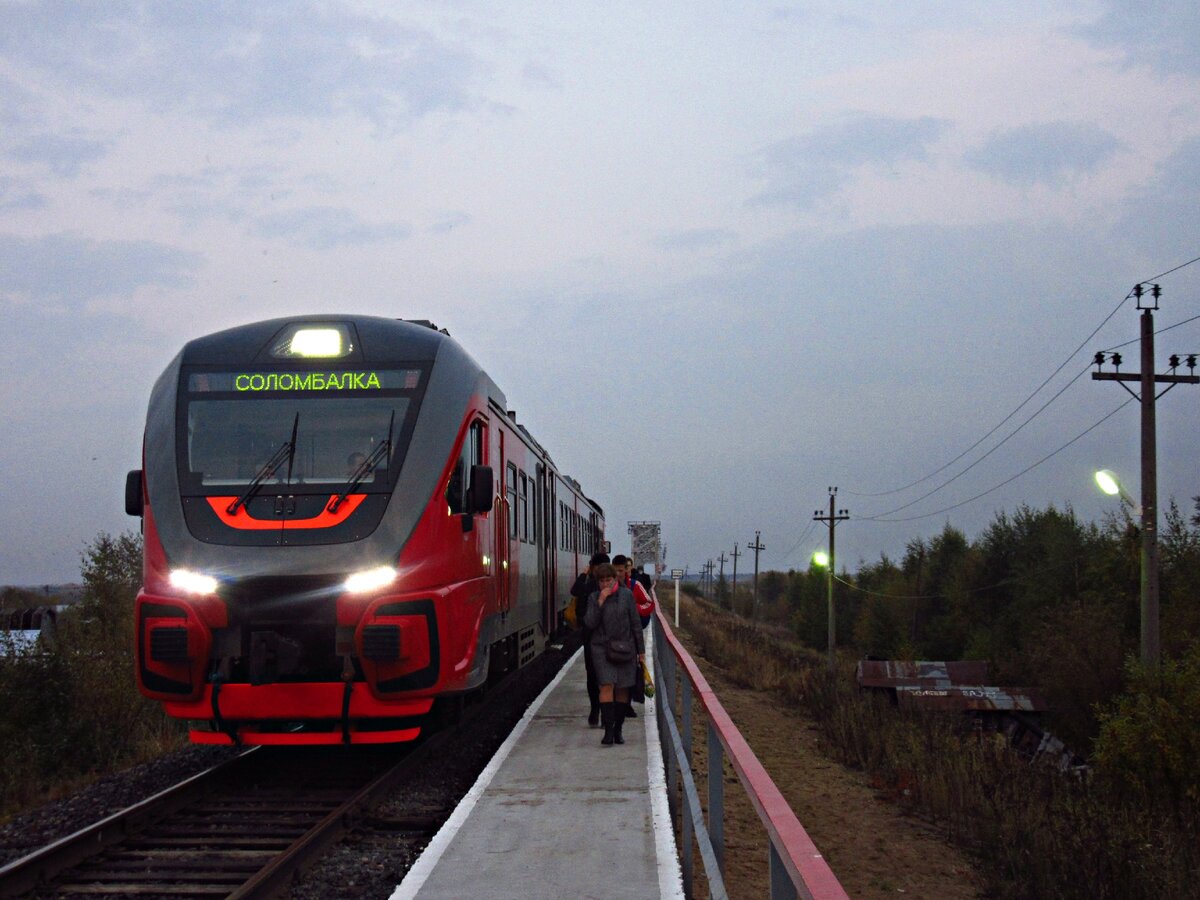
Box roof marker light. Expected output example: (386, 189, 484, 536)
(289, 328, 343, 358)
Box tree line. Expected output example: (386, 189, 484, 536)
(714, 498, 1200, 756)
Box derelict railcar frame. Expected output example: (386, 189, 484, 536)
(126, 315, 604, 745)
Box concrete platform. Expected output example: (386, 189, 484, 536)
(392, 634, 682, 899)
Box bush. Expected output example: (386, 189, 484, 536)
(1093, 641, 1200, 812)
(0, 533, 184, 819)
(676, 593, 1200, 899)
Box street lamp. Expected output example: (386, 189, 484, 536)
(1094, 469, 1137, 510)
(1093, 468, 1158, 667)
(812, 550, 834, 670)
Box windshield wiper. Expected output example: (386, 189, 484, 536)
(328, 411, 394, 514)
(227, 413, 299, 516)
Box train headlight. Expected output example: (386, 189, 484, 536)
(344, 566, 397, 593)
(169, 569, 218, 595)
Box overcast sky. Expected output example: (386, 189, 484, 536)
(1, 1, 1198, 585)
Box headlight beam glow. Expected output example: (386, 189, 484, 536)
(344, 566, 397, 593)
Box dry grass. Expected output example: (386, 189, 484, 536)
(674, 591, 1200, 900)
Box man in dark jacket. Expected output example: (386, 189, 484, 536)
(571, 551, 609, 726)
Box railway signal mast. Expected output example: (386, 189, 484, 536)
(1091, 284, 1198, 668)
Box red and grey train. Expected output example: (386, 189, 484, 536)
(125, 316, 604, 745)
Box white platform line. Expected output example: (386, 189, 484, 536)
(389, 648, 582, 900)
(644, 628, 685, 898)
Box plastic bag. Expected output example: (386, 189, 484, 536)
(642, 659, 655, 698)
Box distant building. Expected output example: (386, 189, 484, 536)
(0, 607, 57, 657)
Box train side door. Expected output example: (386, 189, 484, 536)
(536, 464, 553, 635)
(496, 430, 511, 615)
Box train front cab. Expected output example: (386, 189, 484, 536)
(131, 424, 501, 745)
(128, 317, 603, 745)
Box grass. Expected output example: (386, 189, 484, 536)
(675, 591, 1200, 900)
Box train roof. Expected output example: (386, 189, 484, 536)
(168, 314, 603, 513)
(179, 315, 457, 366)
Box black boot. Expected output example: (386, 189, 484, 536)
(624, 703, 637, 719)
(613, 704, 626, 745)
(588, 704, 600, 727)
(600, 702, 615, 746)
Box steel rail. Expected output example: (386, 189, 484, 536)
(0, 748, 259, 897)
(0, 659, 537, 898)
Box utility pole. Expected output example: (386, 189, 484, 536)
(705, 559, 715, 600)
(730, 543, 741, 599)
(1092, 284, 1198, 669)
(716, 552, 727, 607)
(813, 488, 850, 671)
(747, 531, 765, 619)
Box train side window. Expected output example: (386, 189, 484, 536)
(529, 478, 538, 543)
(469, 420, 484, 467)
(518, 471, 529, 543)
(506, 463, 518, 539)
(446, 419, 485, 516)
(446, 436, 469, 515)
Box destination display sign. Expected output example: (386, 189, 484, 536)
(187, 369, 421, 393)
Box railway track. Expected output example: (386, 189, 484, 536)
(0, 743, 417, 898)
(0, 650, 552, 899)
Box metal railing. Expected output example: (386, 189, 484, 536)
(652, 610, 849, 900)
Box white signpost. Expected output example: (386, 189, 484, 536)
(671, 568, 684, 626)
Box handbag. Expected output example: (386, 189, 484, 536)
(604, 637, 636, 664)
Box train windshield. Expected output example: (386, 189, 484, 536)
(178, 368, 424, 493)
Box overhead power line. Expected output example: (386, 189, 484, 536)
(1101, 310, 1200, 353)
(1138, 253, 1200, 284)
(847, 251, 1200, 501)
(859, 363, 1093, 519)
(845, 294, 1129, 498)
(860, 396, 1135, 523)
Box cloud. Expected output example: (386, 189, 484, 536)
(0, 177, 45, 210)
(653, 228, 736, 251)
(1078, 0, 1200, 75)
(966, 121, 1121, 187)
(0, 2, 480, 129)
(253, 206, 410, 250)
(752, 114, 950, 207)
(0, 73, 39, 128)
(1113, 136, 1200, 262)
(0, 233, 202, 308)
(521, 62, 560, 90)
(8, 132, 110, 177)
(428, 211, 471, 234)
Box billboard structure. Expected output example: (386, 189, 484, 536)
(628, 521, 663, 576)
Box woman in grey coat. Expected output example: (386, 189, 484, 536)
(583, 563, 645, 746)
